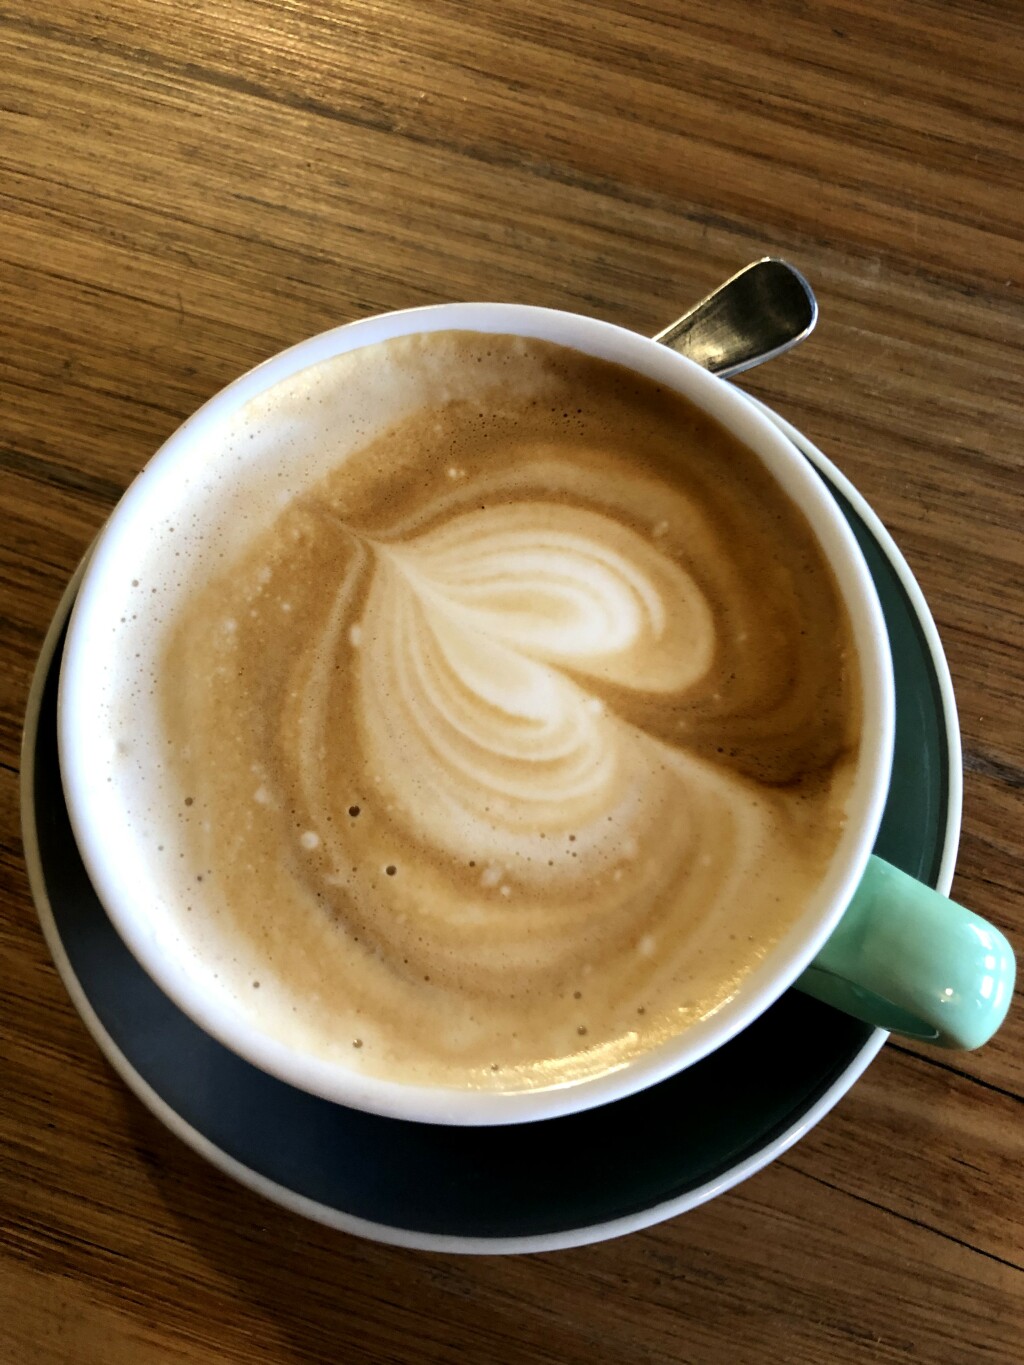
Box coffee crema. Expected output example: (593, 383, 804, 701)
(123, 332, 860, 1090)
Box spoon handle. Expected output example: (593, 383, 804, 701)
(655, 258, 818, 377)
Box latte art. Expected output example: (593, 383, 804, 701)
(357, 502, 715, 837)
(142, 332, 860, 1089)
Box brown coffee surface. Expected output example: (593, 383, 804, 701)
(145, 332, 860, 1089)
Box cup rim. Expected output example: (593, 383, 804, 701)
(57, 303, 896, 1125)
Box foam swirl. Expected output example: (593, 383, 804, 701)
(358, 503, 714, 827)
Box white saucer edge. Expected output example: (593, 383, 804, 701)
(19, 400, 963, 1256)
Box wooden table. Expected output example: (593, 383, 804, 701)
(3, 3, 1021, 1360)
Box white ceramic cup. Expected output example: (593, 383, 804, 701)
(59, 303, 897, 1125)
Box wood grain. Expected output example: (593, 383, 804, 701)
(2, 2, 1021, 1361)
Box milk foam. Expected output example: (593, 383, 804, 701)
(104, 332, 860, 1090)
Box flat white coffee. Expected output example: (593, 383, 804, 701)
(106, 332, 861, 1090)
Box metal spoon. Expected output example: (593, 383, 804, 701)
(654, 258, 817, 376)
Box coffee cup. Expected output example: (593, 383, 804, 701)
(57, 304, 1015, 1125)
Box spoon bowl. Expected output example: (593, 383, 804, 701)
(655, 258, 818, 375)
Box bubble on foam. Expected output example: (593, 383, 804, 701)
(300, 830, 321, 850)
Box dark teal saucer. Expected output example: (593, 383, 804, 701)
(21, 410, 960, 1253)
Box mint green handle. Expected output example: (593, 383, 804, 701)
(796, 856, 1015, 1048)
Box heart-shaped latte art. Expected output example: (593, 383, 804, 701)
(357, 501, 716, 833)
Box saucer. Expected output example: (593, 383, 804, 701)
(21, 402, 961, 1254)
